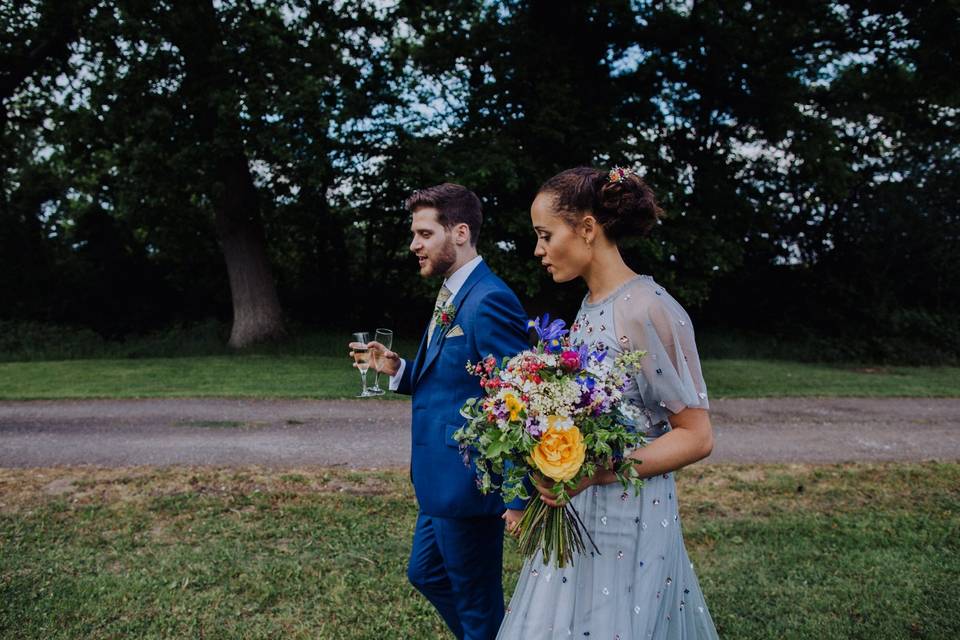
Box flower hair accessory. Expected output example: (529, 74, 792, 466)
(607, 166, 634, 183)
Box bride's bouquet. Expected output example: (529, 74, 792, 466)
(454, 315, 647, 568)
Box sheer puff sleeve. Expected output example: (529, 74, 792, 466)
(614, 279, 709, 415)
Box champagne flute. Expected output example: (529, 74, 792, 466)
(368, 328, 394, 395)
(352, 331, 373, 397)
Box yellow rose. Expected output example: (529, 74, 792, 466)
(530, 423, 586, 482)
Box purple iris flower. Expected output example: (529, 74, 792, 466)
(527, 314, 568, 343)
(545, 338, 564, 354)
(576, 343, 591, 367)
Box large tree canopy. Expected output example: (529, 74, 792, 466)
(2, 1, 957, 361)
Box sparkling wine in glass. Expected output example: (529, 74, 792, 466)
(352, 331, 373, 397)
(368, 328, 394, 395)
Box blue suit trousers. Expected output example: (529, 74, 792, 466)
(407, 513, 506, 640)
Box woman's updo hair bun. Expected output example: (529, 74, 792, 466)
(537, 166, 665, 240)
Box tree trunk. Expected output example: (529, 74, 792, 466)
(215, 154, 286, 348)
(163, 0, 285, 348)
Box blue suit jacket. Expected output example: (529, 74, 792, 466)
(396, 260, 529, 518)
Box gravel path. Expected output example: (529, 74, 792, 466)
(0, 397, 958, 468)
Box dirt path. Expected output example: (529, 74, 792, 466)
(0, 397, 957, 468)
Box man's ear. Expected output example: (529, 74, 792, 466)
(454, 222, 471, 246)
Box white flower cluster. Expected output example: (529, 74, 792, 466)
(527, 377, 582, 419)
(539, 353, 559, 368)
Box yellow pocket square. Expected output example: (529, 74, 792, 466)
(446, 325, 465, 338)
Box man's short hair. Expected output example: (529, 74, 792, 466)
(405, 183, 482, 246)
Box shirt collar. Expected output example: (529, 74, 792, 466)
(443, 255, 483, 298)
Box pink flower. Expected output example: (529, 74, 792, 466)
(559, 350, 581, 371)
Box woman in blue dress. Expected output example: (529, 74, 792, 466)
(497, 167, 720, 639)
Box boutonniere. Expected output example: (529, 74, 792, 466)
(433, 302, 456, 331)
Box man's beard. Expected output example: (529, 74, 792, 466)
(428, 237, 457, 276)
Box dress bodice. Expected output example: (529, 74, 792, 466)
(569, 274, 710, 440)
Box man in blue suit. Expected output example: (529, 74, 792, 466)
(359, 183, 527, 640)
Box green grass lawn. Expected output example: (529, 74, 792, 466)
(1, 463, 957, 639)
(0, 356, 399, 400)
(0, 355, 957, 400)
(704, 359, 960, 397)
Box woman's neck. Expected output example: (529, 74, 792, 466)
(583, 246, 637, 304)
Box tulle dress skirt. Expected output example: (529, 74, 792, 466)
(497, 471, 719, 639)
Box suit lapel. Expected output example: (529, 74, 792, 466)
(408, 326, 431, 386)
(415, 261, 490, 384)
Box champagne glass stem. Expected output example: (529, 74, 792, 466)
(360, 369, 368, 395)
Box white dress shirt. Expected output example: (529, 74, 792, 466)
(389, 255, 483, 390)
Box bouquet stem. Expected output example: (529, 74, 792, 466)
(515, 498, 600, 568)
